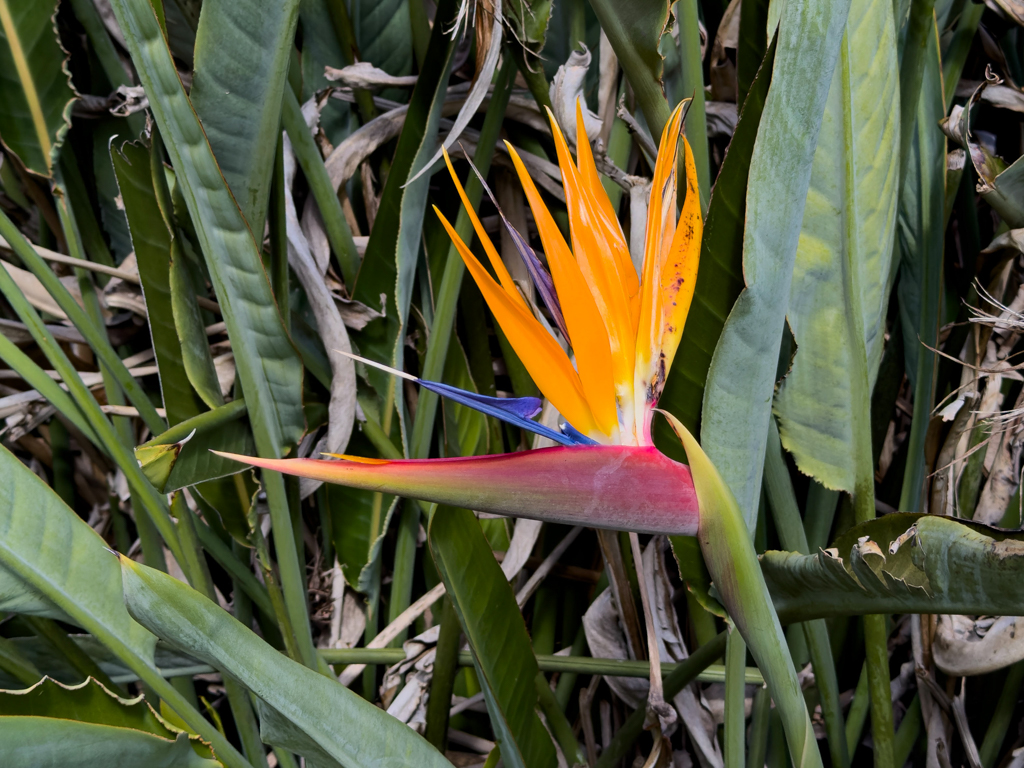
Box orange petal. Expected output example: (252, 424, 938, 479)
(657, 137, 702, 376)
(434, 206, 600, 437)
(504, 142, 618, 438)
(573, 100, 640, 311)
(547, 109, 637, 429)
(441, 147, 527, 311)
(634, 102, 686, 437)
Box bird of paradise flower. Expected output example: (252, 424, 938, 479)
(219, 101, 822, 766)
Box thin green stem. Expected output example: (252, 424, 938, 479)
(677, 0, 710, 209)
(747, 684, 772, 768)
(535, 672, 587, 765)
(724, 630, 747, 768)
(979, 660, 1024, 768)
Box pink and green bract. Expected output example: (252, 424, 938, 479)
(217, 100, 703, 537)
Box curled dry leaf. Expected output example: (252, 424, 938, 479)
(323, 61, 419, 89)
(549, 46, 602, 146)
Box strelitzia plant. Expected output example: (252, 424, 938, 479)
(220, 102, 822, 766)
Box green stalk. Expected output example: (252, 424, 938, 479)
(191, 513, 275, 618)
(324, 0, 378, 121)
(764, 421, 850, 768)
(677, 0, 710, 209)
(282, 88, 360, 286)
(979, 660, 1024, 768)
(423, 595, 461, 750)
(893, 695, 921, 768)
(269, 134, 290, 314)
(747, 684, 772, 768)
(724, 630, 747, 768)
(535, 673, 586, 766)
(594, 632, 728, 768)
(845, 662, 869, 754)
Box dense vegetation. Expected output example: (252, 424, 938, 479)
(0, 0, 1023, 766)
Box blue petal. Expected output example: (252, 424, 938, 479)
(559, 421, 600, 446)
(418, 380, 574, 446)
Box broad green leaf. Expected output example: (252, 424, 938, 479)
(429, 508, 558, 768)
(0, 0, 76, 177)
(0, 677, 177, 740)
(700, 0, 852, 528)
(190, 0, 300, 238)
(765, 514, 1024, 622)
(655, 36, 776, 456)
(111, 138, 207, 425)
(586, 0, 671, 137)
(0, 445, 156, 662)
(0, 718, 218, 768)
(0, 445, 248, 768)
(352, 0, 459, 445)
(773, 0, 900, 491)
(119, 558, 454, 768)
(108, 0, 305, 456)
(352, 0, 413, 88)
(663, 413, 821, 768)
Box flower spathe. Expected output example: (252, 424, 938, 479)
(218, 99, 703, 536)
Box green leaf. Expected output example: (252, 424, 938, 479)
(0, 719, 219, 768)
(190, 0, 300, 238)
(352, 0, 413, 84)
(108, 0, 305, 456)
(0, 0, 76, 177)
(111, 138, 207, 425)
(0, 445, 249, 768)
(118, 558, 454, 768)
(700, 0, 852, 528)
(0, 677, 177, 739)
(655, 36, 776, 455)
(766, 514, 1024, 622)
(352, 0, 459, 442)
(429, 508, 558, 768)
(773, 0, 900, 491)
(586, 0, 671, 138)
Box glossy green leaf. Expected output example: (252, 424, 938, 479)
(0, 719, 219, 768)
(190, 0, 300, 238)
(108, 0, 305, 456)
(429, 508, 558, 768)
(0, 677, 176, 739)
(352, 0, 413, 86)
(773, 0, 900, 491)
(119, 558, 454, 768)
(655, 37, 776, 455)
(352, 0, 458, 443)
(111, 138, 207, 425)
(0, 0, 76, 177)
(700, 0, 852, 528)
(0, 444, 249, 768)
(766, 514, 1024, 622)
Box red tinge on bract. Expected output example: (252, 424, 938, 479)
(214, 447, 699, 536)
